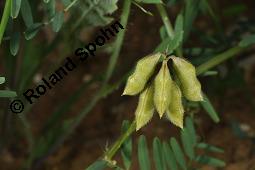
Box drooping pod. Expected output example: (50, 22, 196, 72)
(166, 82, 184, 129)
(171, 56, 203, 101)
(122, 53, 162, 96)
(135, 84, 155, 131)
(153, 60, 172, 118)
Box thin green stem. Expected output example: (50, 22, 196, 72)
(0, 0, 11, 45)
(64, 0, 79, 12)
(104, 120, 136, 160)
(102, 0, 131, 85)
(156, 4, 174, 38)
(196, 46, 245, 75)
(156, 4, 183, 57)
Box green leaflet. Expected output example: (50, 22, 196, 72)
(138, 135, 151, 170)
(174, 14, 183, 37)
(170, 138, 187, 170)
(0, 77, 17, 98)
(200, 93, 220, 123)
(195, 155, 225, 167)
(155, 14, 183, 53)
(123, 53, 161, 96)
(52, 11, 64, 32)
(0, 77, 5, 84)
(166, 82, 184, 128)
(121, 120, 132, 170)
(45, 0, 56, 18)
(171, 56, 203, 101)
(153, 138, 166, 170)
(21, 0, 33, 27)
(196, 143, 224, 153)
(0, 0, 11, 45)
(181, 128, 195, 160)
(159, 26, 167, 40)
(185, 117, 197, 146)
(135, 84, 154, 131)
(24, 23, 44, 40)
(154, 60, 172, 117)
(11, 0, 22, 18)
(239, 34, 255, 47)
(0, 90, 17, 98)
(162, 142, 178, 170)
(10, 32, 20, 56)
(72, 0, 118, 27)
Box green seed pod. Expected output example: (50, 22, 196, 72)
(166, 82, 184, 129)
(153, 60, 172, 118)
(171, 56, 203, 101)
(135, 84, 154, 131)
(123, 53, 162, 96)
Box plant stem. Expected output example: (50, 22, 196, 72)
(156, 4, 183, 57)
(156, 4, 174, 38)
(0, 0, 11, 45)
(64, 0, 79, 12)
(104, 120, 136, 160)
(196, 46, 245, 75)
(102, 1, 131, 84)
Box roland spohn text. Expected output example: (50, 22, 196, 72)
(22, 20, 124, 105)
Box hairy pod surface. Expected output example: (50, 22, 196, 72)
(122, 53, 161, 96)
(153, 60, 172, 118)
(171, 56, 203, 101)
(135, 84, 154, 131)
(166, 82, 184, 128)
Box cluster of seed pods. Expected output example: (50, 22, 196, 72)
(122, 53, 203, 131)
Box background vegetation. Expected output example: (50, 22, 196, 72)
(0, 0, 255, 169)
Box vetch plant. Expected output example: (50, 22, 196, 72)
(84, 1, 254, 169)
(0, 0, 255, 169)
(123, 53, 203, 130)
